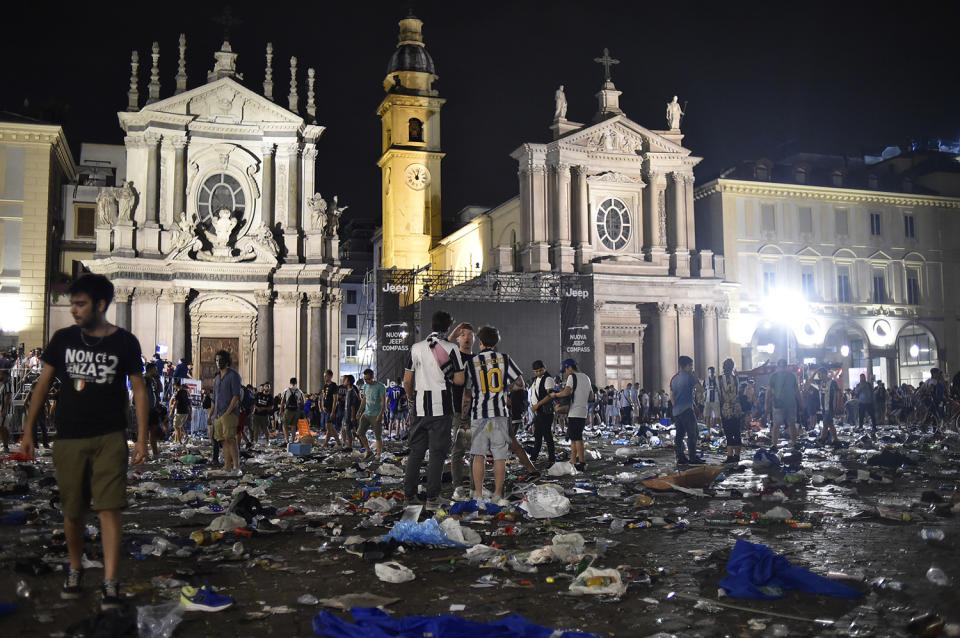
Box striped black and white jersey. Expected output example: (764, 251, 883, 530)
(406, 332, 464, 417)
(465, 349, 522, 420)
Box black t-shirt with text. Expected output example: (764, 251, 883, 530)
(42, 325, 143, 439)
(322, 381, 338, 412)
(254, 391, 273, 414)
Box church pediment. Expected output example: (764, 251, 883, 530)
(557, 116, 690, 156)
(137, 78, 303, 125)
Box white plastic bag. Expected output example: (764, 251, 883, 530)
(439, 517, 481, 546)
(375, 561, 415, 583)
(136, 602, 184, 638)
(520, 485, 571, 518)
(568, 567, 627, 597)
(546, 461, 578, 476)
(377, 463, 403, 476)
(549, 533, 585, 562)
(206, 513, 246, 531)
(365, 497, 393, 512)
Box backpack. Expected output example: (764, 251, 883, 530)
(285, 388, 304, 411)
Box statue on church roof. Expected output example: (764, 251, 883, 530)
(116, 181, 137, 223)
(326, 195, 347, 238)
(308, 193, 328, 232)
(666, 95, 684, 130)
(96, 187, 118, 227)
(554, 85, 567, 121)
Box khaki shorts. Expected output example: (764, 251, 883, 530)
(173, 413, 190, 430)
(357, 413, 383, 442)
(470, 416, 511, 460)
(53, 431, 128, 517)
(282, 410, 300, 428)
(772, 407, 797, 427)
(213, 412, 239, 441)
(252, 414, 270, 432)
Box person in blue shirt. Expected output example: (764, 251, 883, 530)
(670, 355, 704, 465)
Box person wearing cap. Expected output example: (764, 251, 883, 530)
(528, 360, 556, 467)
(549, 359, 593, 471)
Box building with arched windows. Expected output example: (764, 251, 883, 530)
(694, 151, 960, 387)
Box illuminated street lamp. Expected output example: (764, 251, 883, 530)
(909, 343, 920, 358)
(840, 344, 850, 358)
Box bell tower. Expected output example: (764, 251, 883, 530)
(377, 15, 445, 270)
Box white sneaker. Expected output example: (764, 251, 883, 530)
(452, 486, 471, 502)
(492, 496, 511, 507)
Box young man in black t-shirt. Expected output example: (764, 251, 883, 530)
(252, 382, 273, 446)
(20, 274, 149, 611)
(320, 369, 341, 448)
(170, 381, 191, 446)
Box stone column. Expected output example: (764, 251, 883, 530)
(260, 144, 275, 227)
(277, 142, 300, 262)
(326, 289, 343, 373)
(520, 163, 550, 272)
(308, 292, 326, 391)
(165, 288, 189, 362)
(301, 144, 317, 229)
(677, 304, 696, 363)
(716, 303, 732, 368)
(113, 287, 133, 332)
(669, 172, 690, 276)
(273, 292, 301, 387)
(682, 173, 696, 249)
(700, 304, 719, 377)
(255, 290, 274, 386)
(571, 165, 591, 267)
(645, 168, 668, 266)
(657, 302, 678, 391)
(132, 288, 160, 352)
(637, 324, 646, 389)
(171, 137, 187, 220)
(550, 163, 574, 272)
(139, 133, 162, 255)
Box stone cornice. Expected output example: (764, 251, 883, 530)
(694, 178, 960, 209)
(0, 124, 77, 180)
(376, 149, 446, 166)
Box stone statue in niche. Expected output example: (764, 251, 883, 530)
(212, 209, 236, 246)
(116, 181, 137, 223)
(96, 188, 118, 226)
(554, 85, 567, 120)
(326, 195, 347, 238)
(666, 95, 684, 130)
(307, 193, 328, 231)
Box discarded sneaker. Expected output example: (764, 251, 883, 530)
(180, 584, 234, 612)
(100, 580, 123, 611)
(254, 517, 280, 534)
(61, 567, 83, 600)
(574, 462, 586, 472)
(451, 486, 471, 502)
(492, 496, 511, 507)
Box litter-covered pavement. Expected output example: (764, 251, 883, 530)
(1, 417, 959, 637)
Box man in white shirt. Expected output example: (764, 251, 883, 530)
(618, 383, 634, 426)
(703, 366, 721, 436)
(549, 359, 593, 471)
(403, 311, 465, 510)
(528, 360, 556, 467)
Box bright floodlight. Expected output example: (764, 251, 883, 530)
(909, 343, 920, 358)
(840, 344, 850, 357)
(763, 288, 809, 326)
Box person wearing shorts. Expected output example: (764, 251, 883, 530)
(20, 274, 149, 610)
(170, 381, 191, 446)
(462, 326, 522, 504)
(210, 350, 242, 473)
(252, 382, 273, 446)
(550, 359, 593, 471)
(279, 378, 305, 445)
(768, 359, 800, 448)
(356, 368, 387, 458)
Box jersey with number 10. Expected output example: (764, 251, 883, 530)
(466, 349, 522, 420)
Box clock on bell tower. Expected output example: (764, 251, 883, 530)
(377, 14, 446, 271)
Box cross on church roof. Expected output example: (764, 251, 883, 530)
(213, 6, 243, 41)
(593, 47, 620, 84)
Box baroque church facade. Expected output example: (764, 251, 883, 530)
(82, 38, 349, 389)
(377, 18, 736, 390)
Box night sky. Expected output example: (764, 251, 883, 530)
(4, 1, 959, 224)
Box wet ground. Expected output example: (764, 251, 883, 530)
(1, 421, 959, 637)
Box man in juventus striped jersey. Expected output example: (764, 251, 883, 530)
(461, 326, 523, 504)
(403, 311, 465, 510)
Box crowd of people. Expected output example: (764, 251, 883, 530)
(2, 272, 960, 612)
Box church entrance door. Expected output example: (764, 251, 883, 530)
(199, 337, 240, 390)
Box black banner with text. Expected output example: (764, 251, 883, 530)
(559, 274, 595, 379)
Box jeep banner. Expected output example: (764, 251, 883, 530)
(559, 274, 595, 379)
(376, 270, 416, 383)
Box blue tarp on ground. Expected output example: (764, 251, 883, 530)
(313, 607, 601, 638)
(718, 538, 863, 599)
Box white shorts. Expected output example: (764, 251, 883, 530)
(469, 416, 511, 461)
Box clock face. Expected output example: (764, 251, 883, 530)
(404, 164, 431, 191)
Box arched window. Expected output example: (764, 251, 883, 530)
(596, 198, 631, 250)
(408, 118, 423, 143)
(198, 173, 245, 229)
